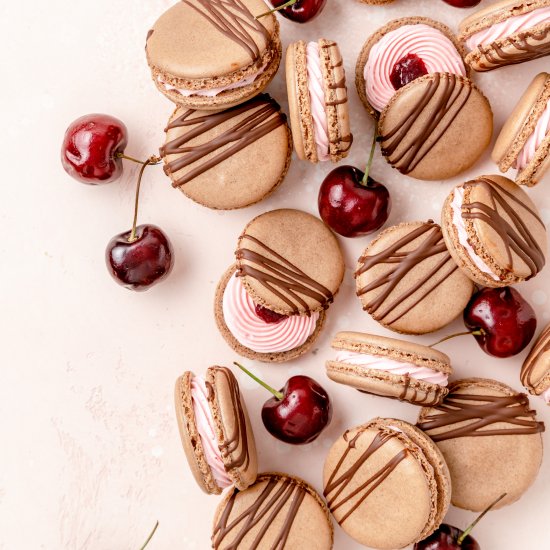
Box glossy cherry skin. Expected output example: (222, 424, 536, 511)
(255, 304, 288, 324)
(106, 224, 173, 291)
(441, 0, 481, 7)
(390, 53, 428, 90)
(318, 165, 391, 238)
(61, 114, 128, 184)
(414, 524, 480, 550)
(270, 0, 326, 23)
(464, 287, 536, 358)
(261, 376, 332, 444)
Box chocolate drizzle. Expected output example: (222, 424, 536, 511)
(182, 0, 270, 62)
(236, 234, 334, 314)
(381, 73, 472, 174)
(212, 476, 307, 549)
(324, 430, 407, 524)
(521, 324, 550, 390)
(160, 95, 286, 187)
(418, 391, 545, 442)
(355, 222, 459, 326)
(461, 177, 546, 279)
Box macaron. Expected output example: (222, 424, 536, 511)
(285, 39, 353, 163)
(378, 72, 493, 180)
(212, 472, 333, 549)
(417, 378, 545, 511)
(458, 0, 550, 72)
(174, 366, 257, 495)
(326, 331, 452, 406)
(441, 175, 548, 287)
(355, 220, 474, 334)
(521, 322, 550, 405)
(323, 418, 451, 549)
(145, 0, 281, 110)
(160, 94, 292, 210)
(355, 17, 469, 117)
(492, 72, 550, 187)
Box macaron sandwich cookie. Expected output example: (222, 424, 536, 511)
(285, 39, 353, 163)
(417, 378, 545, 511)
(160, 94, 292, 210)
(212, 472, 333, 549)
(458, 0, 550, 72)
(174, 366, 257, 495)
(521, 322, 550, 404)
(327, 332, 452, 406)
(146, 0, 281, 110)
(215, 209, 344, 362)
(493, 72, 550, 187)
(323, 418, 451, 549)
(354, 221, 474, 334)
(441, 175, 547, 287)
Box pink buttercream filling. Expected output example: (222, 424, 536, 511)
(364, 24, 466, 112)
(541, 386, 550, 404)
(514, 98, 550, 171)
(306, 42, 330, 161)
(222, 274, 319, 353)
(190, 376, 232, 489)
(465, 7, 550, 51)
(335, 350, 449, 386)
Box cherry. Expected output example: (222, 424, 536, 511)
(61, 114, 128, 184)
(390, 54, 428, 91)
(234, 362, 332, 445)
(254, 304, 288, 324)
(318, 130, 391, 238)
(259, 0, 327, 23)
(441, 0, 481, 7)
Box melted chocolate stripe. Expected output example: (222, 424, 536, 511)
(521, 325, 550, 388)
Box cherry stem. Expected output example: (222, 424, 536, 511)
(234, 362, 284, 400)
(457, 493, 507, 545)
(128, 155, 161, 243)
(256, 0, 297, 18)
(360, 128, 378, 187)
(139, 521, 159, 550)
(116, 152, 154, 165)
(428, 329, 485, 348)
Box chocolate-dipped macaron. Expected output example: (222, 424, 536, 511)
(146, 0, 281, 110)
(441, 175, 548, 287)
(160, 94, 292, 210)
(417, 378, 545, 511)
(521, 322, 550, 405)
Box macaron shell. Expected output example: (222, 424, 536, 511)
(214, 265, 326, 363)
(378, 73, 493, 180)
(521, 322, 550, 395)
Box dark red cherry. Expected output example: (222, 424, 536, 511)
(61, 114, 127, 184)
(255, 304, 288, 324)
(441, 0, 481, 7)
(414, 524, 479, 550)
(269, 0, 326, 23)
(390, 54, 428, 90)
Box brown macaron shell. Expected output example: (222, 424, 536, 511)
(236, 209, 345, 316)
(355, 17, 470, 118)
(378, 73, 493, 180)
(521, 322, 550, 398)
(160, 94, 292, 210)
(323, 418, 451, 549)
(212, 472, 334, 549)
(441, 175, 548, 287)
(214, 265, 326, 363)
(492, 72, 550, 186)
(326, 331, 452, 406)
(355, 221, 474, 335)
(417, 377, 545, 511)
(174, 367, 258, 495)
(458, 0, 550, 72)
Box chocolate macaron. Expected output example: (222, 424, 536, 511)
(160, 94, 292, 210)
(215, 209, 344, 362)
(285, 39, 353, 163)
(323, 418, 451, 549)
(458, 0, 550, 72)
(493, 72, 550, 187)
(212, 472, 333, 549)
(327, 332, 452, 406)
(174, 366, 257, 495)
(355, 221, 474, 334)
(441, 175, 548, 287)
(521, 322, 550, 405)
(417, 378, 545, 511)
(146, 0, 281, 110)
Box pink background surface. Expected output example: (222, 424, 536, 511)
(2, 0, 549, 548)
